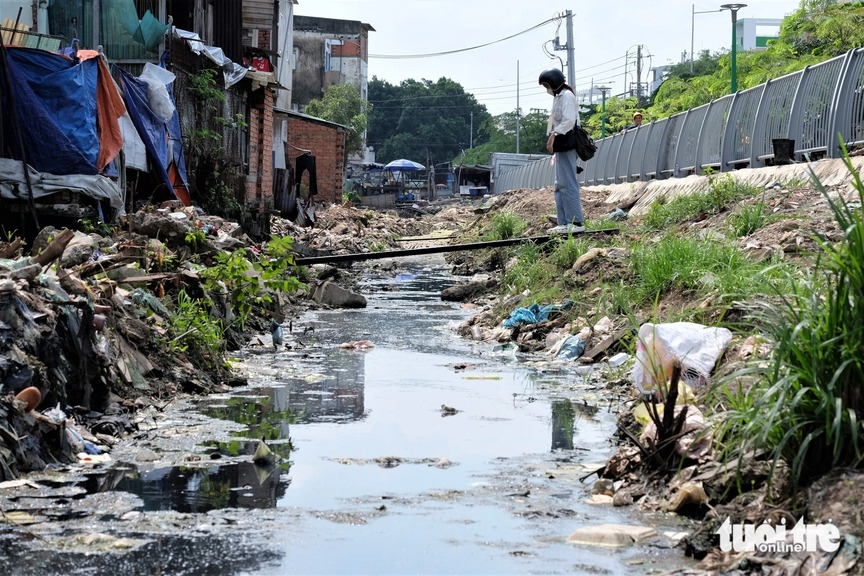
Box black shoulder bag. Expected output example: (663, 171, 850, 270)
(552, 130, 577, 153)
(553, 125, 597, 162)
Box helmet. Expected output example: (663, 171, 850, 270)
(633, 112, 643, 120)
(538, 68, 566, 91)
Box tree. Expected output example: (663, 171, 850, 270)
(367, 76, 492, 166)
(454, 109, 549, 165)
(304, 84, 368, 158)
(779, 1, 864, 58)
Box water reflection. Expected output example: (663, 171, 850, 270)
(113, 462, 285, 513)
(206, 391, 297, 437)
(285, 350, 366, 423)
(551, 400, 576, 450)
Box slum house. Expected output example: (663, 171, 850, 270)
(0, 1, 301, 239)
(276, 109, 350, 210)
(0, 2, 192, 239)
(291, 15, 375, 169)
(0, 42, 129, 239)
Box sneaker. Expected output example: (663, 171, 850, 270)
(547, 225, 568, 234)
(568, 223, 586, 233)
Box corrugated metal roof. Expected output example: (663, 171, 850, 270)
(275, 108, 353, 132)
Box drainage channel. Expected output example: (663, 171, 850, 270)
(0, 254, 695, 576)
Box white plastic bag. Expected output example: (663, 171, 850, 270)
(631, 322, 732, 394)
(139, 63, 176, 122)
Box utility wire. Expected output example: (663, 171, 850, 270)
(368, 18, 557, 59)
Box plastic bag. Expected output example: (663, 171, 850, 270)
(139, 63, 176, 122)
(555, 336, 585, 360)
(631, 322, 732, 394)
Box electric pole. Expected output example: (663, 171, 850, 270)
(516, 60, 521, 154)
(565, 10, 575, 87)
(636, 44, 643, 105)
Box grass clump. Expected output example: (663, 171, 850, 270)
(629, 233, 780, 303)
(728, 194, 772, 237)
(501, 242, 557, 300)
(641, 174, 762, 231)
(484, 212, 528, 240)
(713, 152, 864, 492)
(550, 234, 589, 269)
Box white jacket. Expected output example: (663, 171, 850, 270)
(547, 89, 579, 135)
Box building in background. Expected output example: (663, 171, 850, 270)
(292, 16, 373, 109)
(736, 18, 783, 51)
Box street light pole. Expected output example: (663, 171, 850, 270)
(598, 86, 610, 138)
(691, 5, 722, 74)
(720, 3, 747, 93)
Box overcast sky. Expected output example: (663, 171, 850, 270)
(296, 0, 802, 116)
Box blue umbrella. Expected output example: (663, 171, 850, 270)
(383, 159, 425, 171)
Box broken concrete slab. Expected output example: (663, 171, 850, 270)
(312, 281, 367, 308)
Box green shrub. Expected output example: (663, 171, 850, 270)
(713, 153, 864, 492)
(200, 236, 305, 328)
(168, 290, 225, 368)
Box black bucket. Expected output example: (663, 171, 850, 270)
(772, 139, 796, 165)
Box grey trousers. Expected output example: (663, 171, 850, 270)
(554, 149, 584, 225)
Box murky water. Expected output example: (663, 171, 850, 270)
(201, 256, 691, 574)
(0, 255, 695, 575)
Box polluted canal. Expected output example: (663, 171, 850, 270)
(0, 255, 695, 575)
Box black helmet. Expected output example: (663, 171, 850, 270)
(539, 68, 566, 91)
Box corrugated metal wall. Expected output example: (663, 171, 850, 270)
(210, 0, 242, 63)
(173, 65, 248, 205)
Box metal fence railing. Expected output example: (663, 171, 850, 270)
(496, 47, 864, 193)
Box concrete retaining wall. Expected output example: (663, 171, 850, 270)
(591, 156, 864, 215)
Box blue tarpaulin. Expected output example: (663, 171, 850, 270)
(118, 67, 188, 199)
(2, 48, 99, 175)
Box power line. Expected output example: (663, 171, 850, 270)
(368, 18, 557, 59)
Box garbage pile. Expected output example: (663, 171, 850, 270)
(271, 203, 435, 255)
(0, 203, 268, 480)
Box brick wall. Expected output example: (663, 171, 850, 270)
(246, 88, 275, 212)
(286, 117, 346, 204)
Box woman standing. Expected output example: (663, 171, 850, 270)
(539, 68, 585, 234)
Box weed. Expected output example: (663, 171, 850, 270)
(783, 175, 810, 192)
(2, 228, 18, 244)
(550, 234, 587, 269)
(485, 212, 528, 241)
(78, 219, 114, 237)
(200, 236, 305, 328)
(502, 242, 555, 295)
(641, 175, 762, 231)
(713, 150, 864, 493)
(185, 227, 207, 251)
(343, 190, 362, 204)
(630, 233, 785, 304)
(728, 195, 771, 237)
(168, 290, 225, 368)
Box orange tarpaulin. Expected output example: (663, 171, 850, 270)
(95, 57, 126, 172)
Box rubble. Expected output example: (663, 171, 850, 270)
(0, 202, 303, 480)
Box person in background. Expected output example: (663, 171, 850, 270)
(622, 112, 644, 133)
(539, 68, 585, 234)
